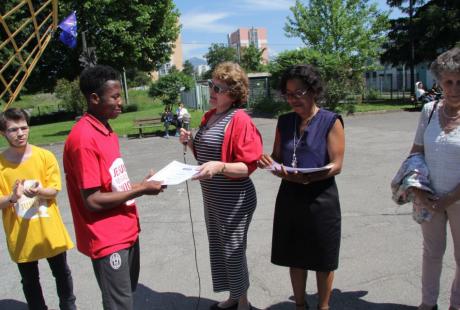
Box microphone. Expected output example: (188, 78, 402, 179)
(182, 116, 190, 154)
(183, 140, 188, 154)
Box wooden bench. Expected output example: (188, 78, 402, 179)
(132, 117, 163, 138)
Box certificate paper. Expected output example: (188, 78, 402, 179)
(148, 160, 199, 185)
(266, 161, 332, 174)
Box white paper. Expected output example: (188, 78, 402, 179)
(265, 161, 332, 174)
(148, 160, 199, 185)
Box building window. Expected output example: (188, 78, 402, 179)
(249, 28, 258, 47)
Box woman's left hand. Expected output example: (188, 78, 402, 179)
(272, 166, 310, 184)
(193, 161, 225, 180)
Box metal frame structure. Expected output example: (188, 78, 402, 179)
(0, 0, 58, 109)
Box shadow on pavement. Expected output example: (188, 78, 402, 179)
(134, 283, 219, 310)
(0, 299, 27, 310)
(268, 289, 417, 310)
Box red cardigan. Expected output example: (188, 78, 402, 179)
(195, 108, 263, 175)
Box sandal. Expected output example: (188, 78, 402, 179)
(295, 303, 309, 309)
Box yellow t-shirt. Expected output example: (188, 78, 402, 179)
(0, 145, 74, 263)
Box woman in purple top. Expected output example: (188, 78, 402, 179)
(258, 64, 345, 310)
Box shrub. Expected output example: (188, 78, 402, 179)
(54, 79, 86, 115)
(148, 69, 194, 106)
(252, 96, 289, 117)
(366, 88, 380, 100)
(126, 69, 151, 88)
(122, 104, 139, 113)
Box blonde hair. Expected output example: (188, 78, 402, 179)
(212, 62, 249, 106)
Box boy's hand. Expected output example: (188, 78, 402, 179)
(23, 181, 40, 198)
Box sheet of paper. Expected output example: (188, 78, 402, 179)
(265, 161, 332, 174)
(148, 160, 199, 185)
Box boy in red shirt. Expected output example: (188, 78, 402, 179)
(64, 65, 164, 309)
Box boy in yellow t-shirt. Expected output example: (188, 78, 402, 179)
(0, 108, 76, 310)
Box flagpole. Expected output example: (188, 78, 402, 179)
(122, 67, 130, 106)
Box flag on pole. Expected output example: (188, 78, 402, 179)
(58, 11, 77, 48)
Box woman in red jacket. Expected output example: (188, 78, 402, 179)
(179, 62, 262, 310)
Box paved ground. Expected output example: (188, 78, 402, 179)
(0, 110, 455, 310)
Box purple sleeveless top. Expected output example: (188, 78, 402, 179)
(278, 109, 342, 168)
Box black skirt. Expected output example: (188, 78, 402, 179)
(271, 178, 341, 271)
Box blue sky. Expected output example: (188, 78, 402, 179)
(173, 0, 402, 61)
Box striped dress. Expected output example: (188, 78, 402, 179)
(194, 109, 257, 299)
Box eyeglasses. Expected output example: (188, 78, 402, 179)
(282, 89, 308, 100)
(5, 126, 29, 134)
(208, 80, 229, 94)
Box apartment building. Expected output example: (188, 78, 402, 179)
(228, 27, 269, 64)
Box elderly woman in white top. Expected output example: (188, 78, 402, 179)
(410, 47, 460, 310)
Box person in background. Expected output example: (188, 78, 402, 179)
(161, 105, 174, 138)
(175, 103, 189, 136)
(0, 108, 76, 310)
(179, 62, 263, 310)
(409, 47, 460, 310)
(416, 81, 435, 104)
(430, 82, 443, 100)
(64, 65, 164, 310)
(258, 64, 345, 310)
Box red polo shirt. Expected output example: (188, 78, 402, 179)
(63, 113, 139, 259)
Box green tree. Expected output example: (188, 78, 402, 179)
(23, 0, 180, 92)
(384, 0, 425, 94)
(269, 48, 359, 111)
(382, 0, 460, 65)
(240, 44, 266, 72)
(204, 44, 238, 71)
(125, 69, 151, 88)
(281, 0, 390, 110)
(285, 0, 389, 86)
(182, 60, 195, 77)
(148, 69, 194, 106)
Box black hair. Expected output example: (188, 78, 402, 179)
(0, 108, 30, 131)
(79, 65, 120, 99)
(279, 64, 324, 100)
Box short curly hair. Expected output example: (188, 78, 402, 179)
(212, 62, 249, 107)
(79, 65, 120, 99)
(279, 64, 324, 101)
(430, 47, 460, 80)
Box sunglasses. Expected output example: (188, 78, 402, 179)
(281, 89, 308, 100)
(208, 80, 229, 94)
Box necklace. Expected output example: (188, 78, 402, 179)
(442, 104, 460, 120)
(292, 109, 317, 168)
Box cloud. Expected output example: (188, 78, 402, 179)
(181, 12, 234, 34)
(182, 41, 209, 59)
(237, 0, 295, 11)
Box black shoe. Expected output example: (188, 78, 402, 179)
(210, 302, 238, 310)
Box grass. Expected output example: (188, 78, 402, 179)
(0, 89, 205, 148)
(6, 93, 64, 116)
(349, 101, 414, 113)
(0, 90, 416, 148)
